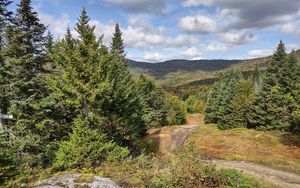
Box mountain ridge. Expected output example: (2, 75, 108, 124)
(128, 49, 300, 79)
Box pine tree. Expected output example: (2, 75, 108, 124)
(47, 8, 104, 123)
(137, 74, 167, 128)
(53, 117, 129, 170)
(110, 23, 125, 58)
(1, 0, 47, 165)
(47, 8, 147, 148)
(45, 31, 54, 54)
(248, 41, 292, 130)
(292, 82, 300, 132)
(204, 70, 242, 126)
(0, 0, 12, 115)
(220, 79, 255, 129)
(0, 0, 12, 52)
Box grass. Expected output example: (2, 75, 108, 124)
(74, 174, 95, 183)
(101, 143, 277, 188)
(187, 123, 300, 174)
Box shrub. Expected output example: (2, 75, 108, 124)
(165, 94, 187, 125)
(53, 118, 129, 171)
(0, 134, 20, 185)
(150, 143, 221, 187)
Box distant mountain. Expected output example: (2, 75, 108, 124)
(128, 59, 243, 78)
(128, 49, 300, 80)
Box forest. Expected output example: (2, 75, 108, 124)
(0, 0, 299, 187)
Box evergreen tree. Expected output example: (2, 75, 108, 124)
(219, 79, 255, 129)
(137, 74, 167, 128)
(292, 82, 300, 132)
(0, 0, 12, 116)
(205, 71, 242, 125)
(45, 31, 54, 54)
(110, 23, 125, 58)
(204, 80, 223, 123)
(248, 41, 295, 131)
(0, 0, 12, 52)
(47, 8, 147, 149)
(53, 117, 129, 170)
(165, 94, 187, 125)
(1, 0, 47, 165)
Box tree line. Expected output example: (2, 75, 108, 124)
(205, 41, 300, 133)
(0, 0, 186, 184)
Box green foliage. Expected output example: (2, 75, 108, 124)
(53, 117, 129, 170)
(150, 143, 220, 188)
(185, 93, 206, 113)
(205, 41, 300, 132)
(110, 23, 125, 58)
(136, 74, 167, 128)
(249, 41, 300, 131)
(46, 9, 148, 148)
(219, 79, 255, 129)
(0, 0, 12, 53)
(204, 70, 243, 126)
(0, 0, 13, 115)
(218, 168, 271, 188)
(102, 143, 273, 188)
(165, 94, 187, 125)
(0, 133, 21, 184)
(0, 0, 51, 169)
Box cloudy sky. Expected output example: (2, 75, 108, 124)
(12, 0, 300, 62)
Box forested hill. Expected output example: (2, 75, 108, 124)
(128, 49, 300, 78)
(128, 59, 243, 78)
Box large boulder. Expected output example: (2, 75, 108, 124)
(34, 173, 120, 188)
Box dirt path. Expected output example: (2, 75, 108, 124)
(149, 114, 300, 188)
(213, 160, 300, 188)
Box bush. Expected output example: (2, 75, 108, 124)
(102, 154, 161, 187)
(186, 94, 206, 113)
(165, 94, 187, 125)
(149, 143, 221, 187)
(53, 118, 129, 171)
(0, 132, 21, 185)
(103, 143, 225, 187)
(218, 168, 270, 188)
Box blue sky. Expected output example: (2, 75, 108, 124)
(12, 0, 300, 62)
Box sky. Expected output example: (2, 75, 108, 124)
(10, 0, 300, 62)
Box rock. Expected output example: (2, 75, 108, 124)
(34, 173, 120, 188)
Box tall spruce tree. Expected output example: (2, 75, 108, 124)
(2, 0, 47, 164)
(0, 0, 12, 52)
(0, 0, 12, 115)
(47, 8, 147, 148)
(205, 71, 242, 126)
(248, 41, 295, 130)
(136, 74, 167, 128)
(110, 23, 125, 58)
(219, 79, 255, 129)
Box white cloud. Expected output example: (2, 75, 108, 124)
(286, 44, 300, 51)
(179, 15, 218, 34)
(280, 21, 300, 39)
(141, 52, 167, 62)
(206, 43, 233, 52)
(219, 32, 255, 45)
(123, 18, 200, 49)
(180, 47, 202, 60)
(36, 10, 71, 38)
(182, 0, 300, 30)
(104, 0, 166, 13)
(182, 0, 213, 7)
(247, 49, 273, 58)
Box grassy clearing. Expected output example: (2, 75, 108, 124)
(101, 144, 277, 188)
(187, 123, 300, 174)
